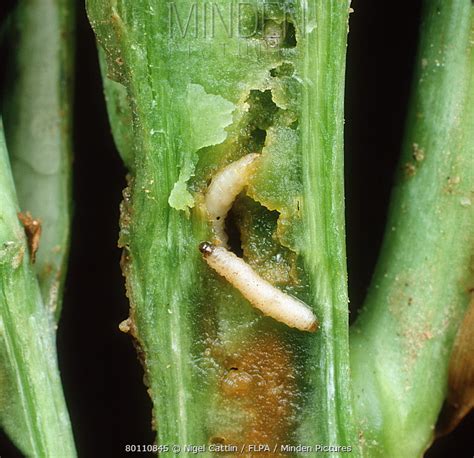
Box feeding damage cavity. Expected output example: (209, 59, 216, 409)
(163, 4, 315, 332)
(199, 154, 317, 332)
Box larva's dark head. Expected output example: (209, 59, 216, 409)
(199, 241, 214, 256)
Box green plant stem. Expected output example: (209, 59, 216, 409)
(2, 0, 75, 321)
(0, 121, 76, 457)
(350, 1, 474, 456)
(297, 1, 357, 448)
(88, 0, 358, 454)
(98, 47, 135, 171)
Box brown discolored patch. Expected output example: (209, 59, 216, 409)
(437, 293, 474, 436)
(117, 190, 152, 427)
(387, 272, 438, 375)
(214, 333, 298, 455)
(118, 177, 133, 249)
(18, 212, 42, 263)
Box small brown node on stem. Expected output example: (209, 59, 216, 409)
(18, 212, 42, 263)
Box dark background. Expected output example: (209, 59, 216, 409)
(0, 0, 473, 456)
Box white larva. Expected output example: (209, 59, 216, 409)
(199, 242, 318, 333)
(205, 153, 260, 247)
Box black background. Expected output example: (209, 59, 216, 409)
(0, 0, 473, 456)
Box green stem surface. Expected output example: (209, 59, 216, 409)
(351, 1, 474, 456)
(2, 0, 75, 321)
(0, 121, 76, 457)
